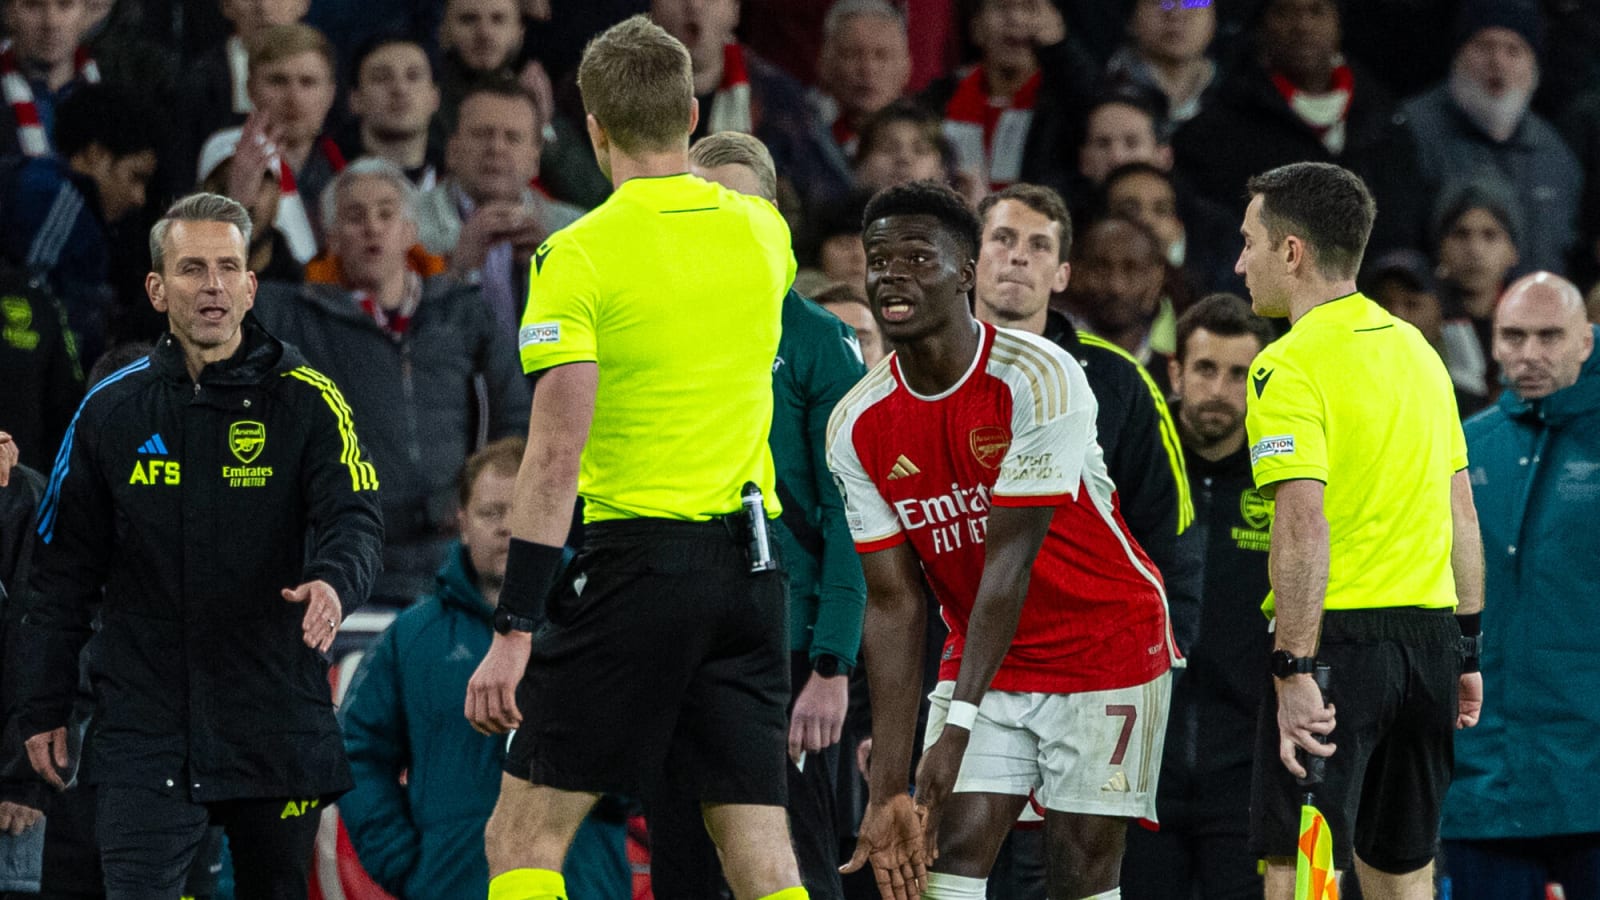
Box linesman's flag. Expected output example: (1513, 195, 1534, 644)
(1296, 803, 1340, 900)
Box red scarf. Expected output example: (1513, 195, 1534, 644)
(1270, 64, 1354, 153)
(0, 40, 99, 157)
(707, 43, 754, 134)
(942, 66, 1040, 191)
(274, 136, 347, 264)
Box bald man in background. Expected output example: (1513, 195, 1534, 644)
(1441, 273, 1600, 900)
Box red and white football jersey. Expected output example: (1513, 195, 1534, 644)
(827, 322, 1177, 693)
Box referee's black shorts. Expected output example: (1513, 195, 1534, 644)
(505, 517, 790, 807)
(1249, 607, 1461, 873)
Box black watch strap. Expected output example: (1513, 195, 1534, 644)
(812, 654, 852, 678)
(1270, 649, 1317, 679)
(494, 607, 541, 635)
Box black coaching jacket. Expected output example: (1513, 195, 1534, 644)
(14, 315, 383, 802)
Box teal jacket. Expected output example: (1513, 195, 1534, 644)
(770, 291, 868, 663)
(1443, 325, 1600, 840)
(340, 544, 624, 896)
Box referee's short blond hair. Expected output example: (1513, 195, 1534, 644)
(689, 132, 778, 202)
(578, 15, 695, 155)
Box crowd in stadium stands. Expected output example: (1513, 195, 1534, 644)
(1, 0, 1598, 896)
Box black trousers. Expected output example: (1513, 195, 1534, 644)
(645, 652, 845, 900)
(96, 786, 320, 900)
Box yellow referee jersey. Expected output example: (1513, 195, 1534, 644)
(517, 173, 794, 522)
(1245, 293, 1466, 613)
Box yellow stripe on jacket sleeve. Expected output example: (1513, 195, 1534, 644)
(1078, 333, 1194, 533)
(283, 367, 380, 492)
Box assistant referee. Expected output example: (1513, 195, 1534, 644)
(462, 15, 810, 900)
(1234, 162, 1485, 900)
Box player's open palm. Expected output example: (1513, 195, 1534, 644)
(912, 729, 969, 859)
(842, 793, 928, 900)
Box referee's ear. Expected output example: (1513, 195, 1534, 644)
(686, 97, 700, 136)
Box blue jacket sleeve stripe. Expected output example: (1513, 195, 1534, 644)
(36, 356, 151, 542)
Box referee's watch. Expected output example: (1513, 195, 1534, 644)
(812, 654, 852, 678)
(493, 607, 540, 636)
(1269, 649, 1317, 679)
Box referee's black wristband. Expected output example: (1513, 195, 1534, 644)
(500, 539, 565, 622)
(1457, 612, 1483, 674)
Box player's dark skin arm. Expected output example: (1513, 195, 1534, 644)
(843, 540, 932, 900)
(916, 504, 1054, 858)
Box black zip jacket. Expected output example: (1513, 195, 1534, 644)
(15, 316, 383, 802)
(1157, 418, 1273, 819)
(1043, 311, 1191, 588)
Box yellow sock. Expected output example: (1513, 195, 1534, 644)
(757, 888, 809, 900)
(488, 867, 567, 900)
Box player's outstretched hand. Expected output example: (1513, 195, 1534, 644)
(913, 728, 968, 860)
(1457, 672, 1483, 729)
(1276, 674, 1336, 778)
(841, 793, 927, 900)
(466, 633, 531, 735)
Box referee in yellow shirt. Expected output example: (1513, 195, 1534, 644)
(1234, 162, 1486, 900)
(462, 16, 809, 900)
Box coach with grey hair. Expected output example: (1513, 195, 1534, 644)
(10, 192, 383, 897)
(254, 157, 529, 607)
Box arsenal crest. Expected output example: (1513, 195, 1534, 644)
(229, 420, 266, 464)
(969, 425, 1010, 469)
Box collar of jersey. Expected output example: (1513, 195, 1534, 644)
(895, 319, 987, 402)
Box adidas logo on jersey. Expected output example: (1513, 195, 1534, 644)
(887, 455, 921, 480)
(1101, 771, 1130, 793)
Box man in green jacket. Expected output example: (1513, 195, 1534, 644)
(639, 131, 869, 900)
(1443, 273, 1600, 898)
(340, 438, 627, 898)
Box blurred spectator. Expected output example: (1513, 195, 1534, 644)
(1062, 215, 1174, 363)
(252, 158, 530, 607)
(197, 125, 306, 284)
(1589, 281, 1600, 327)
(440, 0, 610, 210)
(1433, 178, 1525, 408)
(0, 0, 95, 158)
(851, 101, 977, 205)
(1558, 88, 1600, 289)
(1122, 293, 1274, 900)
(1077, 86, 1172, 188)
(1442, 274, 1600, 900)
(0, 82, 158, 367)
(804, 192, 870, 290)
(814, 282, 884, 369)
(0, 452, 46, 894)
(1103, 160, 1238, 296)
(1400, 1, 1579, 277)
(1173, 0, 1426, 258)
(1364, 248, 1489, 418)
(929, 0, 1098, 192)
(340, 437, 629, 897)
(0, 261, 82, 472)
(437, 0, 526, 124)
(809, 1, 911, 193)
(202, 24, 342, 265)
(340, 35, 443, 189)
(651, 0, 836, 206)
(416, 79, 582, 340)
(304, 0, 440, 80)
(172, 0, 308, 194)
(1105, 0, 1220, 128)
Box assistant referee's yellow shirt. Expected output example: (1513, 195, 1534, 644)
(517, 173, 795, 522)
(1245, 293, 1467, 614)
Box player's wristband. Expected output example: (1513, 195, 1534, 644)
(945, 700, 979, 732)
(500, 539, 565, 622)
